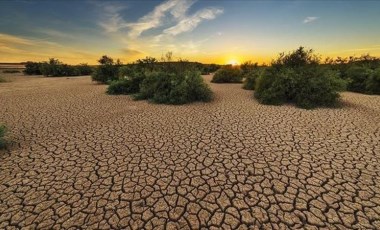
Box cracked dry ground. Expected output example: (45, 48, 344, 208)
(0, 75, 380, 229)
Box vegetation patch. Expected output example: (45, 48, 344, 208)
(107, 73, 143, 95)
(23, 62, 43, 75)
(92, 56, 121, 84)
(242, 70, 262, 90)
(326, 54, 380, 95)
(24, 59, 93, 77)
(366, 68, 380, 94)
(202, 64, 220, 74)
(254, 47, 347, 109)
(135, 70, 212, 104)
(2, 70, 20, 74)
(342, 66, 380, 94)
(104, 53, 213, 104)
(211, 67, 243, 83)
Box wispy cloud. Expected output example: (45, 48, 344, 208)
(163, 7, 223, 36)
(91, 0, 224, 62)
(303, 16, 319, 24)
(96, 0, 223, 38)
(122, 48, 144, 56)
(97, 0, 195, 36)
(37, 28, 76, 39)
(0, 33, 67, 49)
(97, 2, 129, 33)
(126, 0, 183, 38)
(0, 33, 98, 63)
(0, 33, 35, 45)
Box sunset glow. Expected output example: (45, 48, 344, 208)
(0, 0, 380, 64)
(227, 59, 239, 66)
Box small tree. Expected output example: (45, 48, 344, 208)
(98, 55, 114, 65)
(92, 55, 121, 83)
(272, 46, 320, 69)
(40, 58, 63, 76)
(136, 56, 157, 72)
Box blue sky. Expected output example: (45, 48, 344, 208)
(0, 0, 379, 64)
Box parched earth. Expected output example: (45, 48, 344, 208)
(0, 75, 379, 229)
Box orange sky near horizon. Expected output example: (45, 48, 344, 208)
(1, 1, 380, 65)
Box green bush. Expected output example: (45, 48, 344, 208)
(254, 47, 347, 109)
(366, 68, 380, 94)
(40, 58, 63, 76)
(136, 70, 212, 104)
(118, 65, 141, 78)
(292, 68, 347, 109)
(92, 55, 121, 84)
(38, 59, 93, 77)
(254, 68, 293, 105)
(255, 67, 346, 109)
(24, 60, 93, 76)
(107, 69, 144, 95)
(23, 61, 42, 75)
(0, 76, 6, 83)
(272, 46, 320, 68)
(135, 56, 158, 72)
(345, 66, 372, 92)
(107, 79, 135, 95)
(202, 64, 220, 74)
(211, 68, 243, 83)
(242, 69, 262, 90)
(0, 125, 6, 149)
(3, 70, 20, 74)
(344, 66, 373, 93)
(76, 64, 94, 75)
(240, 61, 258, 75)
(103, 52, 213, 104)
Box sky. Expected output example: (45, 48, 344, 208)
(0, 0, 380, 65)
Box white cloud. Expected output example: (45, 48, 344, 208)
(303, 17, 319, 24)
(170, 0, 195, 19)
(96, 0, 223, 38)
(94, 0, 223, 59)
(97, 2, 129, 33)
(126, 0, 178, 37)
(163, 7, 223, 36)
(97, 0, 195, 36)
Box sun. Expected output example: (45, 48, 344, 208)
(227, 59, 239, 66)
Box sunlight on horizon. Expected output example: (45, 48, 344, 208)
(0, 0, 380, 64)
(227, 59, 240, 66)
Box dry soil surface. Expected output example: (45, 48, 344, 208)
(0, 75, 380, 229)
